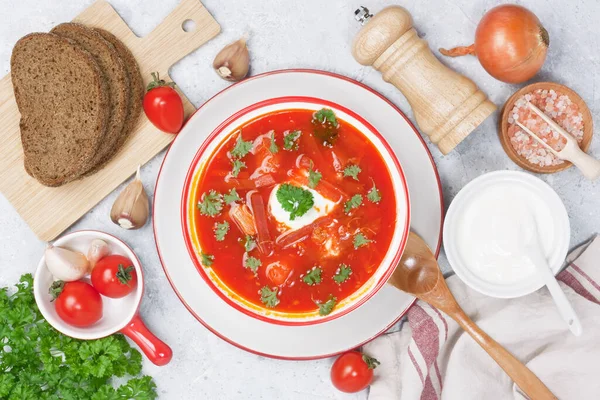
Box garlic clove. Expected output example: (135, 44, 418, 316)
(87, 239, 110, 269)
(110, 165, 149, 230)
(45, 244, 90, 282)
(213, 34, 250, 82)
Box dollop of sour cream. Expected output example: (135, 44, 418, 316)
(455, 183, 555, 285)
(269, 183, 336, 231)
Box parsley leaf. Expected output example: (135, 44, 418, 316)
(308, 166, 322, 189)
(198, 190, 223, 217)
(214, 221, 230, 241)
(244, 235, 256, 252)
(224, 188, 241, 205)
(269, 131, 279, 154)
(230, 135, 253, 158)
(313, 108, 339, 126)
(367, 181, 382, 203)
(0, 274, 157, 400)
(353, 232, 373, 249)
(231, 159, 246, 177)
(333, 264, 352, 284)
(343, 164, 362, 181)
(245, 256, 262, 272)
(201, 252, 214, 267)
(302, 267, 322, 286)
(283, 130, 301, 150)
(316, 295, 337, 316)
(276, 183, 314, 220)
(344, 194, 363, 214)
(260, 286, 280, 308)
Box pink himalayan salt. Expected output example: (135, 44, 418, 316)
(507, 89, 584, 167)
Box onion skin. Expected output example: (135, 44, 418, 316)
(440, 4, 549, 84)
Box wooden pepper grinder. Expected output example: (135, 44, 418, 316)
(352, 6, 496, 154)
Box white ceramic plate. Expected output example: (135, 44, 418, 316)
(153, 70, 443, 359)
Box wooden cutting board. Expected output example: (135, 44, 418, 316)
(0, 0, 220, 241)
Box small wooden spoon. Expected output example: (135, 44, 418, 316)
(388, 232, 556, 399)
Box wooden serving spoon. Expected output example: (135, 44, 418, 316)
(388, 232, 557, 399)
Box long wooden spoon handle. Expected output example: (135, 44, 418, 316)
(453, 310, 557, 399)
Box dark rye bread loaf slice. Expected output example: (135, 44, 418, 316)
(91, 28, 144, 169)
(11, 33, 109, 186)
(51, 23, 130, 172)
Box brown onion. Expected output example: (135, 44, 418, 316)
(440, 4, 549, 83)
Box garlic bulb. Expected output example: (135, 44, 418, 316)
(87, 239, 110, 268)
(45, 244, 90, 281)
(213, 34, 250, 82)
(110, 166, 149, 230)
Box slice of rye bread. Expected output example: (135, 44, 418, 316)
(51, 23, 130, 172)
(88, 27, 144, 171)
(11, 33, 110, 187)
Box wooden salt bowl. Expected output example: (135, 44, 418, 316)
(499, 82, 594, 174)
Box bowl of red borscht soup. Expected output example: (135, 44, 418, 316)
(182, 97, 410, 325)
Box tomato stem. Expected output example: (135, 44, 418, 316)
(116, 264, 135, 286)
(146, 72, 176, 92)
(362, 354, 381, 370)
(48, 280, 65, 301)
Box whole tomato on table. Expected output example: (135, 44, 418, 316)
(143, 72, 184, 134)
(331, 350, 381, 393)
(50, 281, 103, 328)
(91, 254, 138, 298)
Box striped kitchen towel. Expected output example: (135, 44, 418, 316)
(365, 236, 600, 400)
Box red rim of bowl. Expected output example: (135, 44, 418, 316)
(33, 229, 145, 340)
(180, 96, 411, 327)
(153, 68, 444, 360)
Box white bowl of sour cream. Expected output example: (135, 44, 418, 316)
(443, 171, 570, 298)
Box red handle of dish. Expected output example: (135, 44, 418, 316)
(120, 314, 173, 366)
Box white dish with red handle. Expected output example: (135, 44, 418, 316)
(33, 230, 172, 366)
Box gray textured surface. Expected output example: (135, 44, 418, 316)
(0, 0, 598, 398)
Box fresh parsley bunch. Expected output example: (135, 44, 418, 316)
(0, 274, 157, 400)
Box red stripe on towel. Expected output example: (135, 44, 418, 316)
(429, 305, 449, 341)
(570, 262, 600, 296)
(408, 305, 441, 369)
(434, 361, 443, 390)
(558, 270, 600, 305)
(420, 376, 439, 400)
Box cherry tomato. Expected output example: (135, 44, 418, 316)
(330, 351, 380, 393)
(50, 281, 103, 328)
(143, 72, 184, 134)
(91, 255, 138, 298)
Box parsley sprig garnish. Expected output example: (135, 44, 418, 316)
(198, 190, 224, 217)
(269, 131, 279, 154)
(283, 130, 301, 150)
(244, 235, 256, 252)
(333, 264, 352, 284)
(276, 183, 314, 220)
(260, 286, 280, 308)
(201, 252, 214, 267)
(313, 108, 339, 127)
(344, 194, 363, 214)
(367, 180, 381, 203)
(353, 232, 372, 249)
(308, 165, 322, 189)
(230, 135, 253, 158)
(244, 256, 262, 273)
(224, 188, 241, 205)
(343, 164, 361, 181)
(302, 267, 322, 286)
(214, 221, 230, 241)
(231, 159, 246, 177)
(316, 295, 337, 316)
